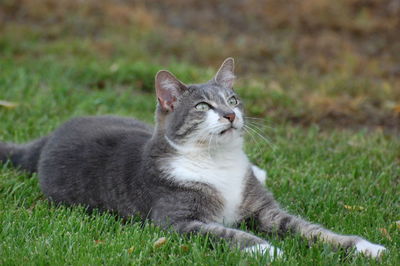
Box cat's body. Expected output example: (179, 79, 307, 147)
(34, 115, 250, 225)
(0, 58, 386, 259)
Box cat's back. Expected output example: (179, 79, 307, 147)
(58, 115, 153, 136)
(41, 115, 153, 166)
(47, 115, 152, 144)
(38, 116, 154, 209)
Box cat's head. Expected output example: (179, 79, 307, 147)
(155, 58, 244, 150)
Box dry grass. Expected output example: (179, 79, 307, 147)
(1, 0, 399, 131)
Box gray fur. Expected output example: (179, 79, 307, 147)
(0, 137, 48, 172)
(0, 58, 385, 258)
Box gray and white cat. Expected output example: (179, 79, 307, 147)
(0, 58, 386, 259)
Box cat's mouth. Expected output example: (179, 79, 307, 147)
(219, 126, 236, 135)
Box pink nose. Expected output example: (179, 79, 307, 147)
(224, 113, 235, 122)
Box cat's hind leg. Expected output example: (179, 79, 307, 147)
(256, 206, 386, 258)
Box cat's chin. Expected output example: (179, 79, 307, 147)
(217, 128, 243, 145)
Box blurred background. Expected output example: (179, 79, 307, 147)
(1, 0, 399, 132)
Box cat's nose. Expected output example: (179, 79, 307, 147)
(223, 112, 236, 123)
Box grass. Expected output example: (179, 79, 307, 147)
(1, 48, 399, 266)
(1, 0, 400, 130)
(1, 1, 399, 264)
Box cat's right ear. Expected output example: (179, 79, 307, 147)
(155, 70, 187, 112)
(214, 57, 235, 89)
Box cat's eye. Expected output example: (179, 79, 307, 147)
(195, 102, 211, 111)
(228, 96, 238, 106)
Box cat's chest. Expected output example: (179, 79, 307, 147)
(166, 152, 249, 225)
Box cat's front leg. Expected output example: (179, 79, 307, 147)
(256, 205, 386, 258)
(251, 164, 267, 183)
(151, 193, 283, 258)
(242, 173, 386, 258)
(172, 220, 283, 258)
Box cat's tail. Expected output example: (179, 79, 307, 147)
(0, 136, 49, 174)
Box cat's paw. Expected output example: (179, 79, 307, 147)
(355, 239, 386, 258)
(244, 243, 283, 259)
(251, 165, 267, 184)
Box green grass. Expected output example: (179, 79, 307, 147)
(1, 2, 399, 262)
(2, 3, 400, 130)
(1, 50, 399, 265)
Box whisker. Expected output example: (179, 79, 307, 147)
(245, 121, 275, 131)
(245, 120, 275, 136)
(244, 117, 275, 130)
(244, 125, 276, 150)
(244, 116, 270, 121)
(245, 121, 271, 132)
(246, 123, 274, 144)
(243, 127, 264, 155)
(208, 133, 214, 160)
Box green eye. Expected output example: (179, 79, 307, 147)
(228, 96, 238, 106)
(195, 102, 211, 111)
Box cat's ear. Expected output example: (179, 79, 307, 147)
(214, 57, 235, 89)
(155, 70, 187, 112)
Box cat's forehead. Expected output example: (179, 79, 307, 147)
(187, 83, 234, 102)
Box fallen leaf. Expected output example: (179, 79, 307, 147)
(379, 228, 392, 241)
(0, 100, 18, 109)
(128, 246, 135, 254)
(110, 63, 119, 72)
(343, 205, 364, 211)
(94, 240, 105, 244)
(153, 237, 167, 248)
(180, 245, 190, 252)
(27, 203, 37, 214)
(396, 221, 400, 230)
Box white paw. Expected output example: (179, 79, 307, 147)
(355, 239, 386, 258)
(244, 243, 283, 259)
(251, 165, 267, 183)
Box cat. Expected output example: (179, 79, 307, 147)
(0, 58, 386, 259)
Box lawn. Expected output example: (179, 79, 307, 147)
(1, 1, 399, 265)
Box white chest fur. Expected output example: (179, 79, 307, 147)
(166, 150, 249, 226)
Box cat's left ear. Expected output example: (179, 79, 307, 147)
(155, 70, 187, 112)
(214, 57, 235, 89)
